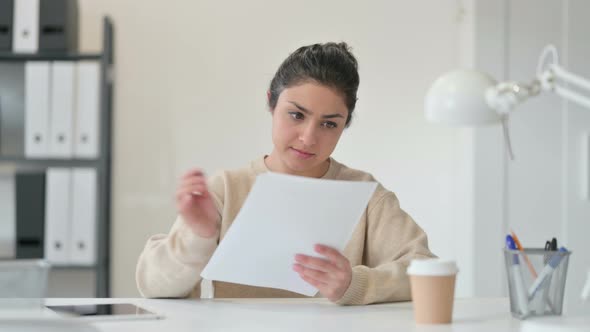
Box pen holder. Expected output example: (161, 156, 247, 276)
(0, 259, 50, 309)
(503, 248, 571, 320)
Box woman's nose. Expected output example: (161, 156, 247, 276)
(298, 124, 317, 146)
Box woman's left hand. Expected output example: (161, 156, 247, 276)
(293, 244, 352, 302)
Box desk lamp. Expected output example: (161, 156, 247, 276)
(424, 45, 590, 159)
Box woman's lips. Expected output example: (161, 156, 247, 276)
(291, 147, 315, 159)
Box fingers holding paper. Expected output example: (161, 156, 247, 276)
(293, 244, 352, 302)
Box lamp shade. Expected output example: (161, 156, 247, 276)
(425, 69, 502, 126)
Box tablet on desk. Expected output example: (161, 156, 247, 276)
(46, 303, 164, 321)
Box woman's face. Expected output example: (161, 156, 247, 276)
(268, 82, 348, 177)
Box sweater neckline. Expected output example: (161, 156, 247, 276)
(251, 155, 340, 179)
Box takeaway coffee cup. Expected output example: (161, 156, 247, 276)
(407, 259, 458, 324)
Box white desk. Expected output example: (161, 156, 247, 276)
(20, 297, 583, 332)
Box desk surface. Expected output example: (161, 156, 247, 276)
(4, 297, 589, 332)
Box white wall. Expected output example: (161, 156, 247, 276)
(77, 0, 468, 297)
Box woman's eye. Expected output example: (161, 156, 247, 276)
(289, 112, 304, 120)
(322, 121, 338, 129)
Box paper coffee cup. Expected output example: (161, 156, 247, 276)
(407, 259, 458, 324)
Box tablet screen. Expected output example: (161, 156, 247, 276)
(47, 303, 156, 317)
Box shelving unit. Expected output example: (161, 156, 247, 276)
(0, 17, 114, 297)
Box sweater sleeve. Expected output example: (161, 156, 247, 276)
(335, 192, 436, 305)
(135, 216, 218, 298)
(135, 172, 225, 298)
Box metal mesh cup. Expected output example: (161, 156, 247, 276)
(503, 248, 571, 320)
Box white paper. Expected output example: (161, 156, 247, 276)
(201, 172, 377, 296)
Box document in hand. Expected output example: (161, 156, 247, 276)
(201, 172, 377, 296)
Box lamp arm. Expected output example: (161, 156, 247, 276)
(486, 54, 590, 114)
(540, 64, 590, 109)
(552, 65, 590, 91)
(554, 86, 590, 109)
(536, 44, 590, 109)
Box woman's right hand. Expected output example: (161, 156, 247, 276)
(175, 169, 219, 238)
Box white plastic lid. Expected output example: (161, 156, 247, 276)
(407, 259, 459, 276)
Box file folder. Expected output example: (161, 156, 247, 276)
(0, 63, 25, 157)
(24, 61, 50, 158)
(44, 168, 71, 264)
(12, 0, 39, 53)
(15, 171, 45, 259)
(49, 61, 75, 158)
(39, 0, 78, 52)
(74, 61, 100, 159)
(0, 0, 13, 51)
(0, 173, 15, 258)
(69, 168, 97, 265)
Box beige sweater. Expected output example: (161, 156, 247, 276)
(136, 157, 435, 305)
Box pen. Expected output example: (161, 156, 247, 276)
(541, 238, 558, 314)
(506, 235, 529, 316)
(528, 247, 568, 300)
(510, 229, 538, 279)
(543, 238, 557, 263)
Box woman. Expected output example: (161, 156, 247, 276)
(136, 42, 435, 305)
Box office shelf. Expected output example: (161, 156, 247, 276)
(0, 17, 114, 298)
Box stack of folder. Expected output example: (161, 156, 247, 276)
(0, 168, 98, 266)
(0, 61, 101, 159)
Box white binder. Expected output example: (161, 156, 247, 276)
(0, 174, 15, 259)
(44, 168, 72, 265)
(12, 0, 39, 53)
(25, 61, 50, 158)
(69, 168, 97, 265)
(49, 61, 75, 158)
(74, 61, 100, 159)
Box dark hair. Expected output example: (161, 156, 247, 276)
(268, 42, 360, 127)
